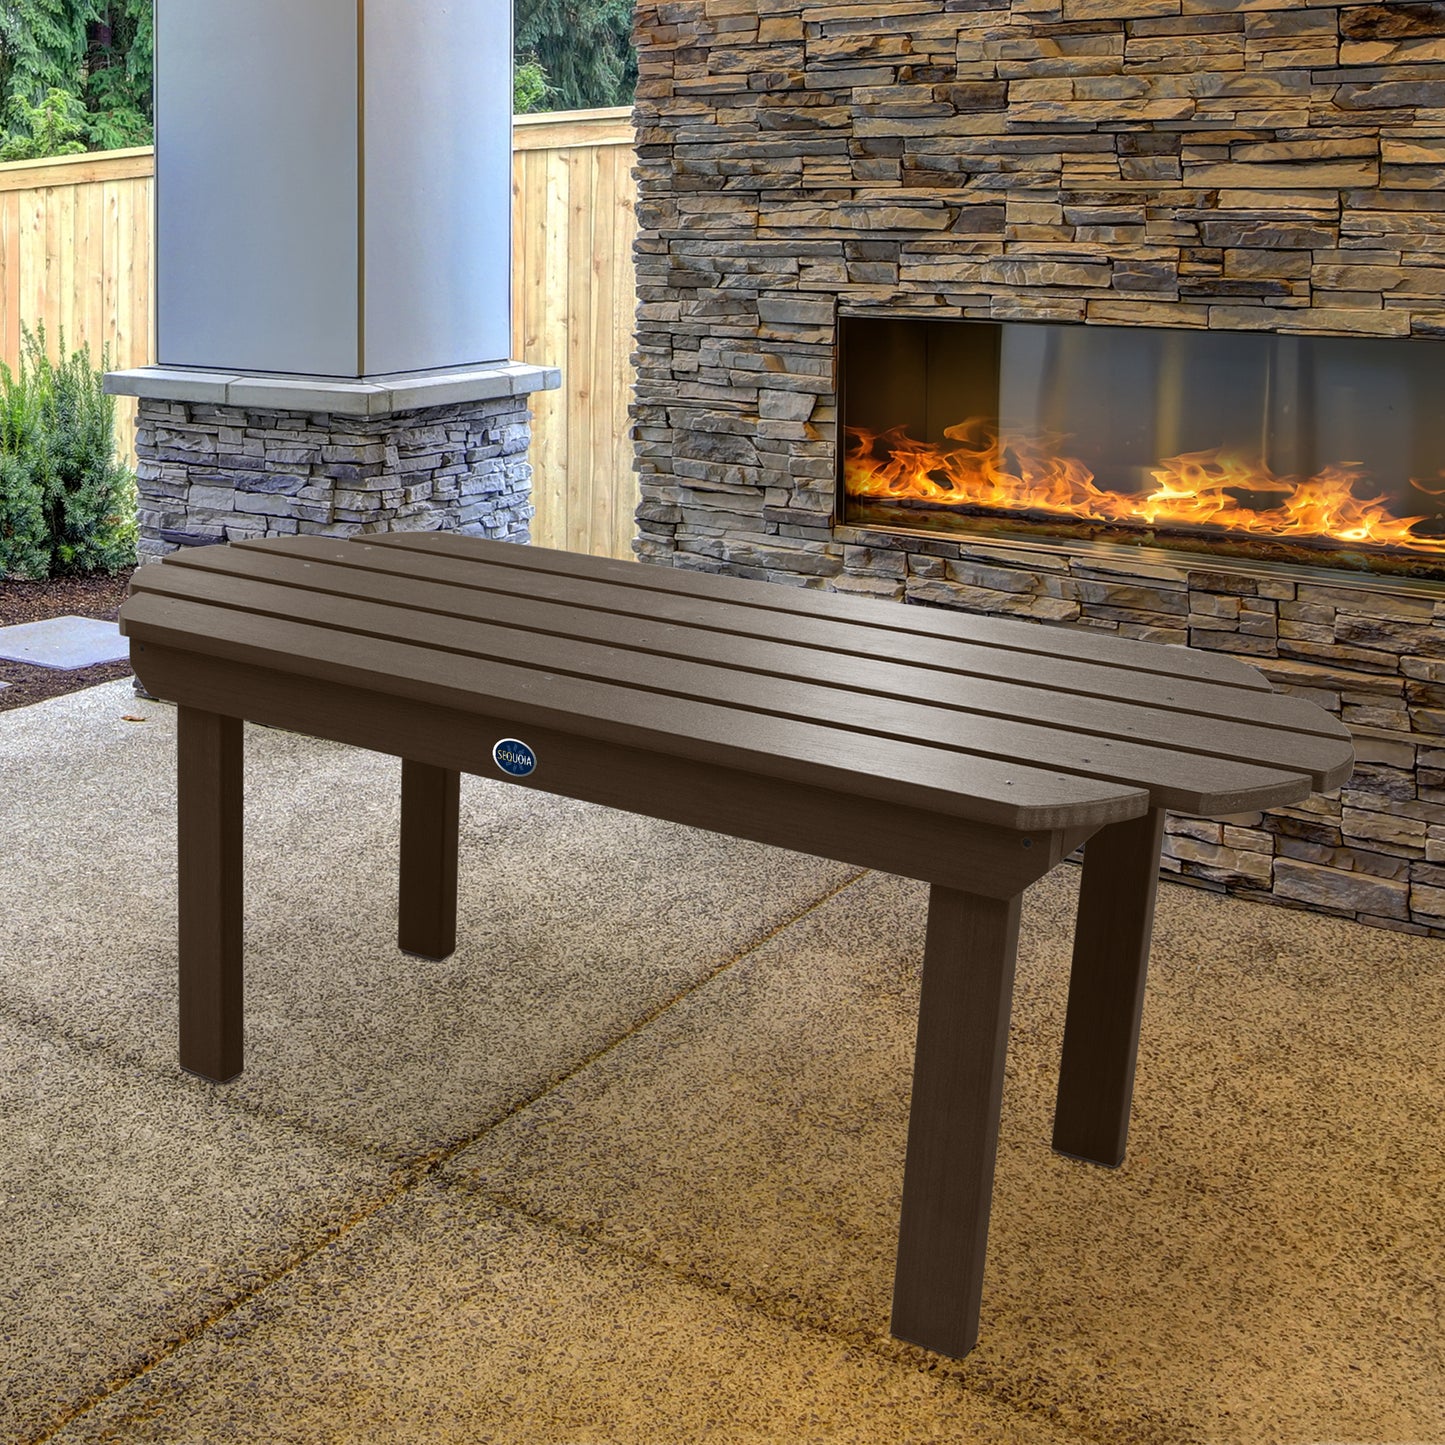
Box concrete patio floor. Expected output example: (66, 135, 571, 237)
(2, 679, 1441, 1445)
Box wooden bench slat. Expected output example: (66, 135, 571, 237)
(217, 536, 1330, 735)
(338, 532, 1276, 692)
(128, 564, 1320, 814)
(120, 590, 1150, 832)
(150, 543, 1352, 789)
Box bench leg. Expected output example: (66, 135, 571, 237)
(177, 706, 244, 1083)
(1051, 807, 1166, 1168)
(891, 886, 1022, 1359)
(398, 760, 460, 960)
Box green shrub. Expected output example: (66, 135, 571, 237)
(0, 450, 50, 579)
(0, 345, 51, 580)
(0, 324, 137, 579)
(514, 56, 552, 115)
(0, 86, 88, 162)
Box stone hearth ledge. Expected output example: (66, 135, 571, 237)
(104, 361, 560, 416)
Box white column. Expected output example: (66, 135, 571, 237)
(155, 0, 513, 378)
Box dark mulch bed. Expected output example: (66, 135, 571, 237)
(0, 569, 136, 713)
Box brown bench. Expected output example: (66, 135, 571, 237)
(119, 533, 1352, 1359)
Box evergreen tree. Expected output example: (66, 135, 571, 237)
(0, 87, 89, 162)
(0, 0, 153, 159)
(0, 0, 89, 114)
(514, 55, 552, 115)
(515, 0, 636, 112)
(80, 0, 153, 149)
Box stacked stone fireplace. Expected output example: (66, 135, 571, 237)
(630, 0, 1445, 934)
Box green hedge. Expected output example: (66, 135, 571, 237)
(0, 325, 137, 580)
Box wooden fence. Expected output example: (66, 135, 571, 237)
(512, 109, 639, 560)
(0, 145, 155, 461)
(0, 107, 640, 560)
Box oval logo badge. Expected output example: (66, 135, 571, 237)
(493, 738, 538, 777)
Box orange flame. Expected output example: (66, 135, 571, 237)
(843, 421, 1445, 555)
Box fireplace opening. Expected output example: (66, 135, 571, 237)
(838, 315, 1445, 581)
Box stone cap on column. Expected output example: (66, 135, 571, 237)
(104, 361, 562, 417)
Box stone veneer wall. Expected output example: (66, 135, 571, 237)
(843, 533, 1445, 934)
(133, 397, 534, 561)
(630, 0, 1445, 933)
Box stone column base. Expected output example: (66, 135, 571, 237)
(105, 363, 560, 561)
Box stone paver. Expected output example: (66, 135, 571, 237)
(0, 616, 128, 669)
